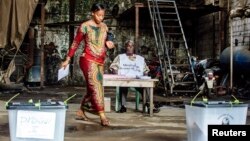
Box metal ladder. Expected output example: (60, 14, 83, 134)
(147, 0, 198, 95)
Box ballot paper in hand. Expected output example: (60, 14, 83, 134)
(58, 64, 69, 81)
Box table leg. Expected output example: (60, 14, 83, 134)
(115, 87, 120, 112)
(149, 87, 153, 117)
(142, 88, 146, 113)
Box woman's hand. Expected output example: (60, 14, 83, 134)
(106, 41, 115, 49)
(61, 56, 71, 69)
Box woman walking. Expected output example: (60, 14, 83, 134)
(61, 3, 115, 126)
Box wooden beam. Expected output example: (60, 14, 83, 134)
(135, 3, 143, 53)
(40, 2, 45, 88)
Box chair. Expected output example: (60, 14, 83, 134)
(115, 87, 140, 112)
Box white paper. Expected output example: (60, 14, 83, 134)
(58, 64, 69, 81)
(137, 76, 151, 79)
(16, 110, 56, 139)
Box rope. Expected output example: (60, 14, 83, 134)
(5, 93, 20, 107)
(190, 90, 203, 106)
(64, 93, 77, 105)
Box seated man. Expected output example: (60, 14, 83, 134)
(109, 40, 160, 113)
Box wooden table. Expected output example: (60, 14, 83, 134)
(103, 76, 158, 117)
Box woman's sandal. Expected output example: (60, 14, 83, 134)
(100, 118, 110, 126)
(75, 110, 88, 121)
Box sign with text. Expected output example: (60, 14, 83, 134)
(16, 110, 56, 139)
(208, 125, 250, 141)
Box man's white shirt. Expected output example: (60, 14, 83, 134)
(118, 54, 144, 77)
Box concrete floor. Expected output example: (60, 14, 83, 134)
(0, 86, 249, 141)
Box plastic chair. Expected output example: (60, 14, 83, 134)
(115, 87, 140, 112)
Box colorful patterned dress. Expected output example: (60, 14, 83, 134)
(67, 22, 108, 113)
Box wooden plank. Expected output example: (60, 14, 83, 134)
(103, 79, 158, 88)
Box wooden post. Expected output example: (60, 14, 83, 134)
(69, 0, 76, 46)
(229, 19, 233, 91)
(135, 5, 139, 53)
(69, 0, 76, 84)
(40, 2, 45, 88)
(135, 3, 144, 53)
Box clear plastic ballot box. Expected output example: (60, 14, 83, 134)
(185, 101, 248, 141)
(6, 101, 68, 141)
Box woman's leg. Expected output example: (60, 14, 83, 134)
(99, 112, 110, 126)
(75, 78, 90, 120)
(75, 58, 93, 120)
(80, 57, 109, 126)
(80, 90, 91, 109)
(76, 92, 89, 120)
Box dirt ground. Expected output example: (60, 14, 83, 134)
(0, 86, 249, 141)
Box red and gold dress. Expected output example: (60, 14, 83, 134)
(67, 22, 108, 113)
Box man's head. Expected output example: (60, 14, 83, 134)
(124, 40, 135, 56)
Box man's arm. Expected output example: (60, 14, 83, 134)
(109, 55, 120, 74)
(143, 60, 150, 76)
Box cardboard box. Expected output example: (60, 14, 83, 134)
(104, 97, 111, 112)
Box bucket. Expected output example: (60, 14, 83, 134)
(26, 66, 41, 82)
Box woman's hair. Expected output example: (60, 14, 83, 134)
(91, 3, 105, 13)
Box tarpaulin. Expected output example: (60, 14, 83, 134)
(0, 0, 38, 49)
